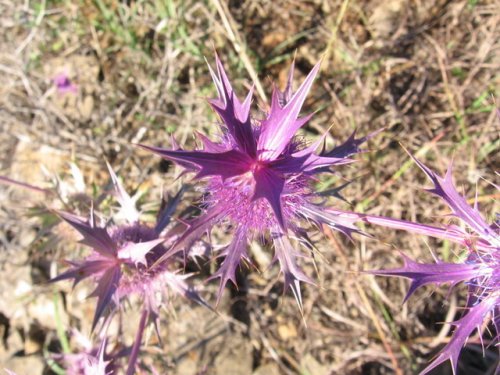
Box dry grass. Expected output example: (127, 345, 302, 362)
(0, 0, 498, 374)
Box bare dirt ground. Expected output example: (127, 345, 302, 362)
(0, 0, 498, 374)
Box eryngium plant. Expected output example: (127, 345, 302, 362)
(369, 156, 499, 374)
(51, 164, 205, 374)
(141, 55, 379, 307)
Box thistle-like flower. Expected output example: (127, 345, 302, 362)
(51, 164, 204, 374)
(369, 157, 499, 374)
(52, 165, 199, 327)
(141, 55, 377, 307)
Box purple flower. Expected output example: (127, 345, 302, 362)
(368, 156, 499, 374)
(141, 55, 378, 307)
(53, 72, 78, 94)
(51, 164, 205, 374)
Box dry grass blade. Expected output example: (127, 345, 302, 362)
(324, 226, 403, 375)
(211, 0, 267, 103)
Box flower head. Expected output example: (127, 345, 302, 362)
(141, 54, 377, 307)
(53, 72, 78, 94)
(370, 157, 499, 374)
(51, 164, 203, 331)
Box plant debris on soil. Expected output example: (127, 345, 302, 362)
(0, 0, 498, 374)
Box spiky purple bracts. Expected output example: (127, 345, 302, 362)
(141, 55, 377, 307)
(368, 157, 499, 374)
(53, 332, 117, 375)
(51, 165, 204, 374)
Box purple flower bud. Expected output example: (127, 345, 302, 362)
(53, 72, 78, 94)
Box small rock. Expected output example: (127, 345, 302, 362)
(79, 95, 94, 120)
(278, 322, 297, 341)
(368, 0, 406, 39)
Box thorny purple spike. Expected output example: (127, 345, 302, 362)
(409, 155, 499, 247)
(368, 156, 499, 374)
(367, 253, 489, 303)
(257, 60, 322, 161)
(273, 232, 314, 312)
(324, 128, 384, 160)
(155, 186, 185, 234)
(57, 210, 117, 258)
(142, 54, 376, 308)
(207, 226, 248, 306)
(419, 297, 497, 375)
(207, 53, 257, 157)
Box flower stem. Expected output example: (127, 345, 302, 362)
(126, 308, 148, 375)
(327, 208, 492, 251)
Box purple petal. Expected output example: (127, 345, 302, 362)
(51, 259, 114, 286)
(411, 156, 499, 247)
(89, 266, 121, 331)
(213, 53, 253, 124)
(207, 227, 248, 306)
(269, 154, 353, 173)
(267, 154, 311, 174)
(239, 85, 254, 123)
(323, 128, 383, 159)
(57, 211, 117, 258)
(253, 166, 286, 229)
(139, 144, 251, 180)
(207, 55, 257, 157)
(368, 253, 487, 303)
(155, 187, 184, 234)
(209, 97, 257, 158)
(273, 232, 314, 312)
(420, 297, 497, 375)
(289, 131, 354, 172)
(195, 131, 228, 153)
(265, 121, 352, 174)
(258, 61, 321, 161)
